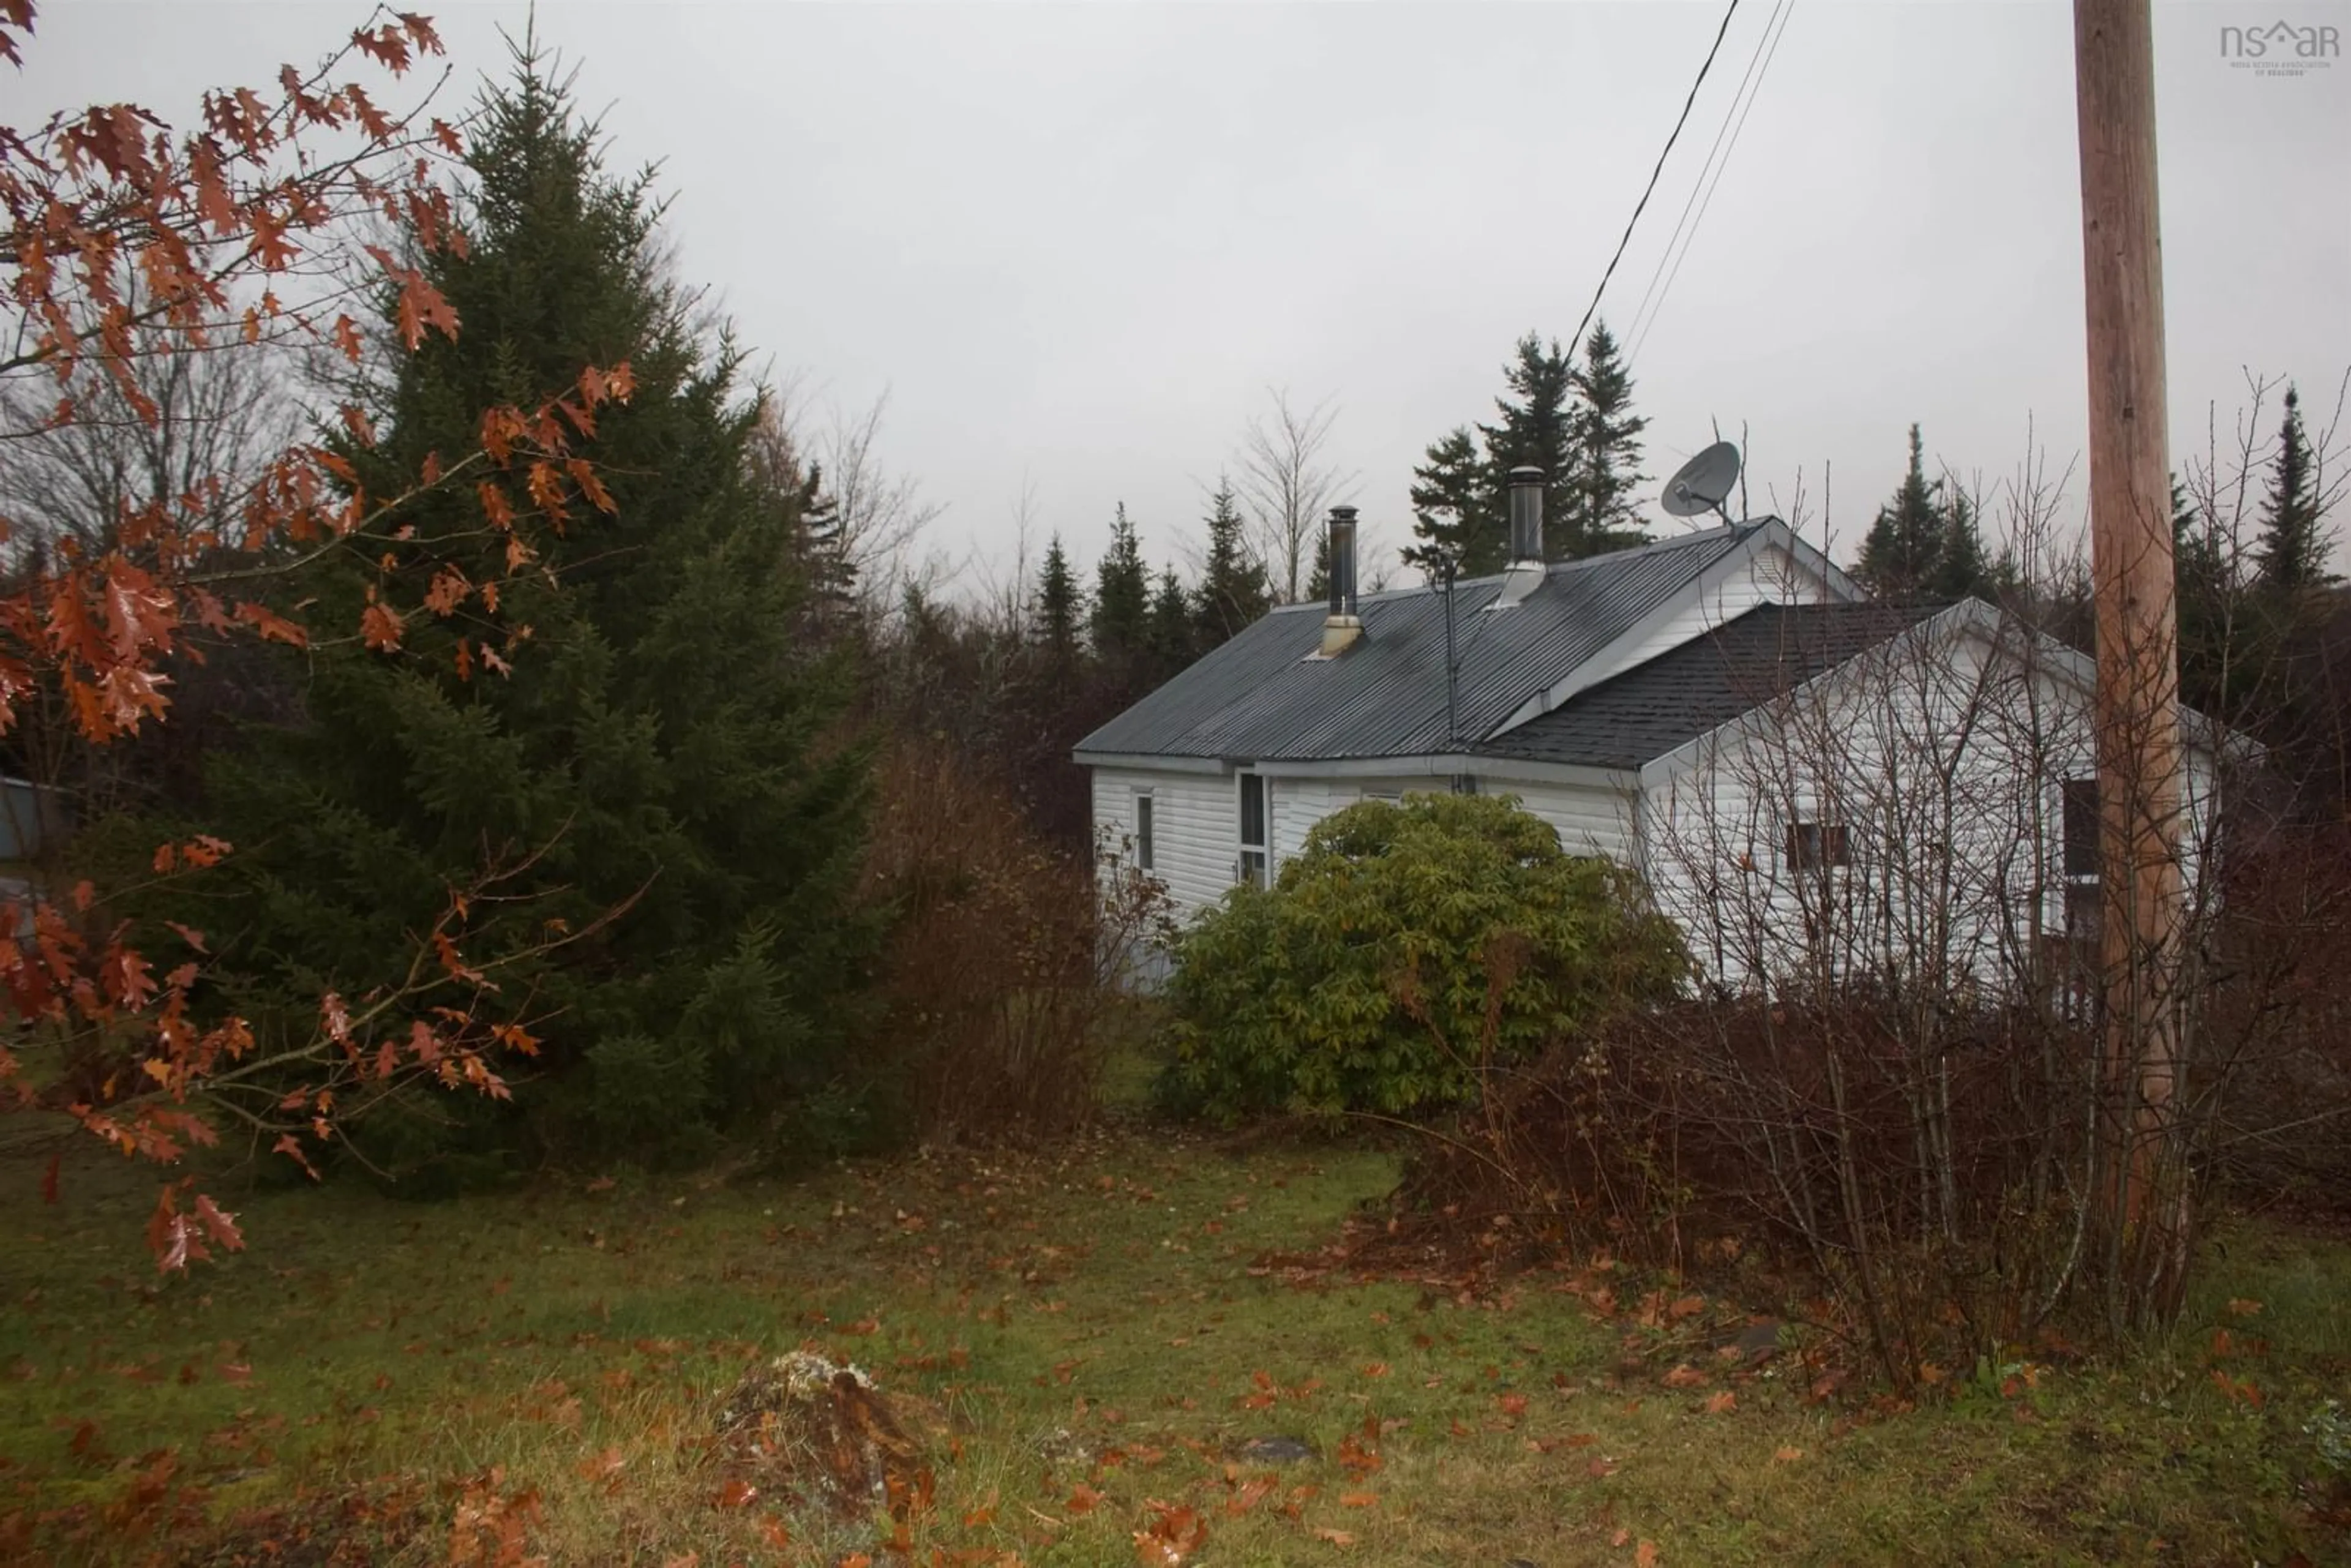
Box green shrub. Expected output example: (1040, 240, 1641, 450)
(1163, 792, 1685, 1120)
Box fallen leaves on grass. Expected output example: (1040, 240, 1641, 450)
(1774, 1445, 1805, 1463)
(1660, 1364, 1708, 1389)
(1314, 1526, 1358, 1547)
(446, 1467, 541, 1567)
(574, 1446, 625, 1493)
(1132, 1499, 1207, 1566)
(2210, 1371, 2265, 1408)
(1224, 1474, 1277, 1517)
(1704, 1390, 1737, 1415)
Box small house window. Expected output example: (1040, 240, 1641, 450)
(1237, 771, 1268, 888)
(2061, 778, 2100, 880)
(2061, 778, 2101, 939)
(1134, 792, 1155, 871)
(1785, 820, 1851, 871)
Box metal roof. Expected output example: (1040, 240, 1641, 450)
(1074, 523, 1762, 763)
(1474, 602, 1942, 770)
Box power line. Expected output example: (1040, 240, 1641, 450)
(1561, 0, 1745, 361)
(1624, 0, 1790, 352)
(1630, 0, 1797, 367)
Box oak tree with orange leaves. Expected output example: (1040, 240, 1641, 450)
(2, 6, 859, 1259)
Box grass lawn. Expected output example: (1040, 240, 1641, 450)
(2, 1120, 2345, 1566)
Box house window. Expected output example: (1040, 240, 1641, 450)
(2061, 778, 2100, 939)
(1451, 775, 1480, 796)
(1134, 791, 1155, 871)
(2061, 778, 2100, 879)
(1237, 771, 1268, 888)
(1784, 820, 1851, 872)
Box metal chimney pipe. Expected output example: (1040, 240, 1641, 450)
(1509, 466, 1545, 563)
(1320, 505, 1363, 656)
(1326, 506, 1359, 618)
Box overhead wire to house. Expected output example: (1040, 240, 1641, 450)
(1622, 0, 1793, 358)
(1439, 0, 1758, 740)
(1627, 0, 1798, 367)
(1559, 0, 1746, 363)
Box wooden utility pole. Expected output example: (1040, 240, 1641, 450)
(2072, 0, 2186, 1307)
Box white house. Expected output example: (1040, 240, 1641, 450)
(1075, 476, 2220, 991)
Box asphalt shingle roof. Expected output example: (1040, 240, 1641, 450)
(1073, 524, 1759, 762)
(1474, 601, 1942, 770)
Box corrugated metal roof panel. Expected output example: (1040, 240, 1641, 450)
(1074, 525, 1751, 762)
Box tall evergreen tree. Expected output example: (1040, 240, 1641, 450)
(1566, 320, 1650, 554)
(2255, 384, 2331, 593)
(1479, 332, 1578, 557)
(1195, 479, 1270, 646)
(1406, 426, 1503, 579)
(176, 45, 871, 1177)
(1305, 523, 1333, 603)
(1925, 490, 1994, 602)
(1035, 532, 1083, 658)
(1856, 425, 1947, 601)
(1409, 324, 1652, 572)
(1147, 565, 1193, 675)
(1090, 503, 1150, 663)
(2170, 473, 2244, 719)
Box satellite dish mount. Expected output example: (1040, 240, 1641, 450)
(1661, 440, 1742, 526)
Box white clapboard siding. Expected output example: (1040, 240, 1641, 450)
(1633, 623, 2218, 990)
(1091, 765, 1242, 921)
(1491, 778, 1641, 862)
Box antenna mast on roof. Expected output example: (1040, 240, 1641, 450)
(1441, 555, 1460, 747)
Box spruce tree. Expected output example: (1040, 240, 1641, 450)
(1090, 503, 1150, 663)
(1479, 332, 1578, 557)
(1035, 532, 1083, 658)
(1147, 565, 1193, 677)
(2171, 474, 2241, 718)
(1926, 490, 1993, 602)
(1195, 479, 1269, 646)
(2255, 384, 2331, 593)
(1305, 524, 1333, 603)
(1856, 425, 1946, 601)
(179, 45, 870, 1177)
(1567, 321, 1650, 555)
(1406, 426, 1504, 579)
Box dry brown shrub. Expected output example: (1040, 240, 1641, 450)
(858, 739, 1167, 1141)
(2202, 818, 2351, 1212)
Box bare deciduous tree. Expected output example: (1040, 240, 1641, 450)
(1233, 386, 1356, 604)
(749, 380, 942, 623)
(1, 332, 299, 568)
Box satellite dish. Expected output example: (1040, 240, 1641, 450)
(1661, 440, 1742, 520)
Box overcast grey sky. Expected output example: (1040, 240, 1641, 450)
(22, 1, 2351, 587)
